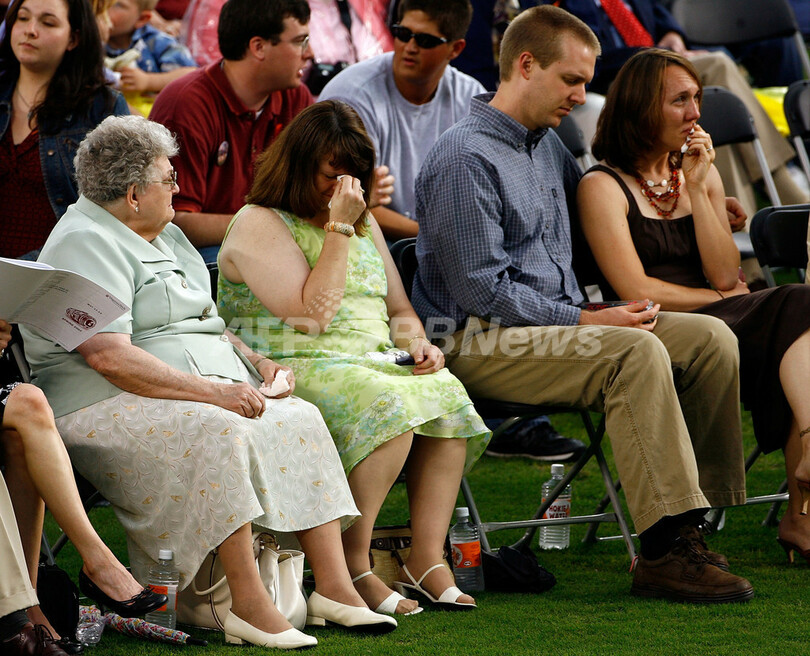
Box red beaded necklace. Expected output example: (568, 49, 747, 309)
(634, 162, 681, 218)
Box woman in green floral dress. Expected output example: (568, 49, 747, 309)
(217, 101, 490, 615)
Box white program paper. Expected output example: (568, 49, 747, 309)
(0, 258, 129, 351)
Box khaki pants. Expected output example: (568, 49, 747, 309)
(0, 474, 37, 617)
(441, 312, 746, 534)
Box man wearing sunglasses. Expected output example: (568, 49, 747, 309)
(320, 0, 482, 244)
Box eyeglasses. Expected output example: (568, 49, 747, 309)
(277, 34, 310, 52)
(151, 168, 177, 187)
(391, 25, 448, 49)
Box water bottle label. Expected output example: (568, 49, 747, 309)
(451, 541, 481, 569)
(541, 497, 571, 520)
(148, 583, 178, 611)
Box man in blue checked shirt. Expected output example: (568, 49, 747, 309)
(413, 5, 753, 604)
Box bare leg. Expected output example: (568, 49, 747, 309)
(218, 523, 291, 634)
(402, 435, 474, 605)
(342, 431, 418, 614)
(297, 520, 365, 607)
(776, 332, 810, 549)
(2, 384, 142, 603)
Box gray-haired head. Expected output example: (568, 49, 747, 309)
(74, 115, 179, 205)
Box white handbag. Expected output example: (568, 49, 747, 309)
(177, 532, 308, 631)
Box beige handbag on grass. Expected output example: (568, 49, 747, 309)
(176, 532, 308, 631)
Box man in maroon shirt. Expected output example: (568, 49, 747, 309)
(150, 0, 315, 262)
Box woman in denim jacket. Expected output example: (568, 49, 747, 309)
(0, 0, 127, 260)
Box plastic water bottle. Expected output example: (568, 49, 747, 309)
(75, 612, 104, 646)
(448, 507, 485, 592)
(538, 464, 572, 550)
(144, 549, 179, 629)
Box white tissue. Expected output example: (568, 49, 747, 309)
(259, 369, 290, 398)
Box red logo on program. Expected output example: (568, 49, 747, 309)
(65, 308, 96, 329)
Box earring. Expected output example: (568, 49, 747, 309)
(135, 205, 140, 213)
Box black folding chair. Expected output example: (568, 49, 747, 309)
(670, 0, 810, 78)
(784, 80, 810, 189)
(552, 114, 596, 171)
(391, 238, 636, 560)
(699, 86, 782, 209)
(698, 85, 782, 283)
(750, 203, 810, 284)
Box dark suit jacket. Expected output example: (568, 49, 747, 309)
(543, 0, 684, 93)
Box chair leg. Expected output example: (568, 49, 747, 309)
(592, 446, 636, 560)
(511, 429, 599, 551)
(762, 479, 789, 527)
(40, 531, 56, 567)
(460, 476, 491, 552)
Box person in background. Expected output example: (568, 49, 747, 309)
(105, 0, 196, 96)
(320, 0, 482, 242)
(149, 0, 314, 263)
(150, 0, 393, 264)
(305, 0, 393, 96)
(0, 0, 128, 260)
(151, 0, 188, 36)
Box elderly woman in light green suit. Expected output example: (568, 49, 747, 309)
(22, 115, 396, 650)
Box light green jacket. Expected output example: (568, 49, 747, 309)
(22, 195, 254, 417)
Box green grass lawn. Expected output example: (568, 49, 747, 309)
(47, 409, 810, 656)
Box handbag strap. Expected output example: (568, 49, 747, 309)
(370, 535, 412, 551)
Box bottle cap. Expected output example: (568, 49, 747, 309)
(455, 506, 470, 520)
(551, 463, 565, 477)
(158, 549, 174, 560)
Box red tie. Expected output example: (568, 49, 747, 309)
(600, 0, 655, 47)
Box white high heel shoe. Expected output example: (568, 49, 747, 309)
(306, 591, 397, 633)
(222, 611, 317, 649)
(351, 571, 423, 616)
(394, 564, 476, 610)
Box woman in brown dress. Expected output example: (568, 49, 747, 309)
(578, 48, 810, 564)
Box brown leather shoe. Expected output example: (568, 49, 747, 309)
(679, 525, 730, 571)
(1, 624, 70, 656)
(631, 538, 753, 603)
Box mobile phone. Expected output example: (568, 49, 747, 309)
(364, 349, 415, 366)
(580, 300, 657, 324)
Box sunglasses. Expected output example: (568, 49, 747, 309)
(391, 25, 448, 49)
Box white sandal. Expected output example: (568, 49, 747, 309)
(351, 571, 423, 616)
(393, 564, 476, 610)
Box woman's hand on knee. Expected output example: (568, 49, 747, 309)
(411, 343, 445, 375)
(214, 382, 267, 418)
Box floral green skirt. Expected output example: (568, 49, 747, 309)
(278, 355, 491, 475)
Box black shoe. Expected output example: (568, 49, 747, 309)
(78, 570, 167, 618)
(485, 418, 587, 462)
(54, 638, 83, 655)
